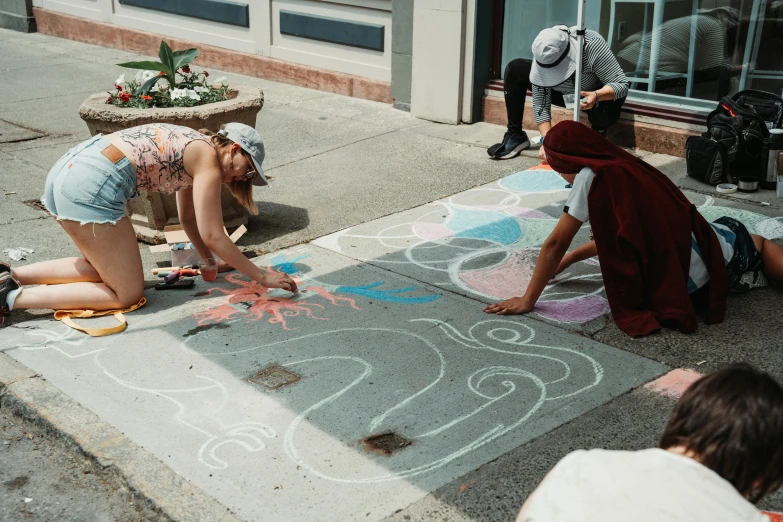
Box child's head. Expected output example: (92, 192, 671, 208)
(660, 363, 783, 502)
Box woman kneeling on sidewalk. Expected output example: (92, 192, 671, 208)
(0, 123, 296, 322)
(483, 121, 783, 337)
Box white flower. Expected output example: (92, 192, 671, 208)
(134, 70, 157, 84)
(212, 76, 227, 86)
(194, 86, 209, 93)
(169, 88, 185, 101)
(169, 88, 200, 102)
(115, 73, 126, 85)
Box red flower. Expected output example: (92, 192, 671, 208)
(115, 84, 123, 91)
(105, 96, 113, 104)
(159, 71, 166, 76)
(141, 95, 153, 101)
(181, 66, 191, 74)
(118, 91, 131, 103)
(203, 71, 209, 77)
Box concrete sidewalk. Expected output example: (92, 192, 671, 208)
(2, 29, 783, 521)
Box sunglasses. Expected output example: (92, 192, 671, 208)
(237, 151, 257, 181)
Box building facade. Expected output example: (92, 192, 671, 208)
(7, 0, 783, 155)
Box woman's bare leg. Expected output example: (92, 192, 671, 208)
(752, 234, 783, 283)
(13, 257, 102, 285)
(13, 218, 144, 311)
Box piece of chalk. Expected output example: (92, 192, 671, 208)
(163, 270, 181, 283)
(157, 271, 173, 278)
(177, 243, 185, 250)
(170, 244, 178, 251)
(152, 267, 182, 274)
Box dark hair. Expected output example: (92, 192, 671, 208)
(659, 363, 783, 503)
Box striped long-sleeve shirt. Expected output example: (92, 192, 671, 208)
(532, 30, 629, 125)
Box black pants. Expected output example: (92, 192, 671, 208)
(504, 58, 626, 134)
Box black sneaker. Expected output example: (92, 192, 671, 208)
(0, 272, 20, 322)
(593, 128, 608, 138)
(492, 132, 530, 160)
(488, 132, 512, 157)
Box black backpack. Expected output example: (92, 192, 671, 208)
(686, 90, 783, 185)
(685, 135, 729, 185)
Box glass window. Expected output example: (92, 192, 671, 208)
(500, 0, 783, 107)
(609, 0, 783, 102)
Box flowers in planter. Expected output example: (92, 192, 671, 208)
(106, 41, 231, 109)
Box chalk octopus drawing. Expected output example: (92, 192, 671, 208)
(7, 296, 607, 478)
(315, 167, 783, 326)
(182, 317, 604, 480)
(193, 252, 440, 330)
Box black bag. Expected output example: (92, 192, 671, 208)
(705, 91, 779, 183)
(733, 90, 783, 129)
(685, 135, 729, 185)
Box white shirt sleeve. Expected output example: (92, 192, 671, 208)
(563, 167, 596, 223)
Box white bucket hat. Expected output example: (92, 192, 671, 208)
(529, 25, 578, 88)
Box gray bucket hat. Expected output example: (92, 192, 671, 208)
(529, 25, 578, 88)
(217, 122, 268, 186)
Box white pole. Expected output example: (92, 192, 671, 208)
(573, 0, 587, 121)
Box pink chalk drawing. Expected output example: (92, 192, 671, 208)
(193, 273, 360, 330)
(412, 222, 455, 241)
(459, 250, 536, 300)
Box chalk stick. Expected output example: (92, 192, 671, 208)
(156, 271, 173, 278)
(152, 267, 181, 275)
(163, 271, 181, 283)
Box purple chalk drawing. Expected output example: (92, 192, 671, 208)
(535, 295, 610, 324)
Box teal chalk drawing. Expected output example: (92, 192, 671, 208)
(336, 282, 440, 304)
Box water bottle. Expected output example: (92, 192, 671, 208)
(765, 128, 783, 190)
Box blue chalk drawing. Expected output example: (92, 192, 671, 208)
(270, 254, 310, 275)
(336, 282, 441, 304)
(448, 209, 521, 245)
(500, 169, 571, 194)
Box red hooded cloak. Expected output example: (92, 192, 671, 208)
(544, 121, 727, 337)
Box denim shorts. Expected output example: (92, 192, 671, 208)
(41, 135, 137, 225)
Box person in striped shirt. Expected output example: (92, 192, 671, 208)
(489, 25, 629, 161)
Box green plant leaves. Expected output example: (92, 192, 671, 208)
(135, 75, 161, 95)
(116, 60, 169, 73)
(173, 48, 199, 70)
(158, 41, 175, 76)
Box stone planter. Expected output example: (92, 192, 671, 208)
(79, 86, 264, 244)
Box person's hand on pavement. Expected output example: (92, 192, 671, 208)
(483, 297, 535, 315)
(538, 145, 547, 164)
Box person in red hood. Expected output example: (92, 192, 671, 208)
(484, 120, 783, 337)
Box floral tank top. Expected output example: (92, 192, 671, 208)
(115, 124, 213, 194)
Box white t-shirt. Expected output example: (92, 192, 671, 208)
(563, 167, 596, 224)
(521, 448, 769, 522)
(561, 167, 735, 293)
